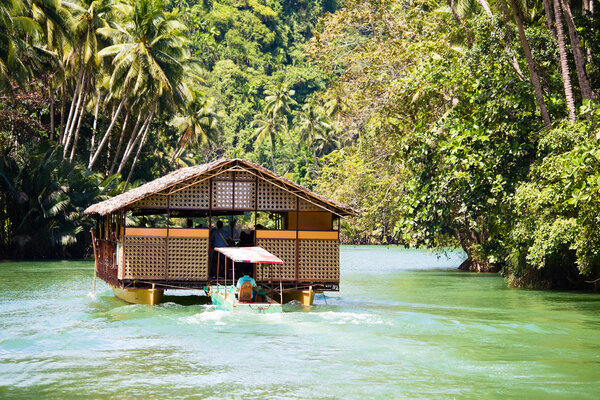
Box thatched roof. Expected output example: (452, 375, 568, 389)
(84, 159, 357, 217)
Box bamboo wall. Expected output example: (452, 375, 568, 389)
(116, 168, 340, 286)
(120, 228, 209, 281)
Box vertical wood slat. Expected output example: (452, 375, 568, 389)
(295, 197, 299, 281)
(165, 196, 169, 280)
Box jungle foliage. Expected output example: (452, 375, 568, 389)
(309, 0, 600, 288)
(2, 0, 600, 290)
(0, 0, 339, 257)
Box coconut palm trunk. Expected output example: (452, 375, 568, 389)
(269, 134, 277, 174)
(117, 111, 151, 175)
(560, 0, 595, 100)
(62, 67, 85, 145)
(108, 110, 130, 175)
(68, 80, 90, 162)
(283, 127, 316, 177)
(553, 0, 577, 122)
(543, 0, 557, 39)
(88, 97, 125, 169)
(49, 85, 54, 140)
(508, 0, 552, 128)
(118, 111, 144, 172)
(60, 86, 66, 143)
(63, 71, 88, 156)
(89, 90, 102, 164)
(124, 110, 154, 190)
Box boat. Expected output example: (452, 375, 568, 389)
(208, 246, 285, 313)
(85, 159, 357, 306)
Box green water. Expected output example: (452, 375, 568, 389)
(1, 246, 600, 399)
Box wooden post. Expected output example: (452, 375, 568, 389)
(254, 175, 258, 246)
(209, 177, 213, 281)
(216, 249, 220, 287)
(295, 197, 299, 281)
(232, 170, 236, 211)
(90, 229, 98, 296)
(165, 196, 170, 281)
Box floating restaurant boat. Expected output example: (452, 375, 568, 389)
(84, 159, 357, 307)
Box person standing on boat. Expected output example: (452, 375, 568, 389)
(211, 220, 230, 278)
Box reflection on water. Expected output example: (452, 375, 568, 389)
(1, 247, 600, 399)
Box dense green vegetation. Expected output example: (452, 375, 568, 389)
(309, 0, 600, 288)
(0, 0, 338, 257)
(1, 0, 599, 289)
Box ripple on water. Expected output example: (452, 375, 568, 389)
(2, 252, 600, 400)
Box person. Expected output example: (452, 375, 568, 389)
(187, 218, 193, 228)
(230, 218, 241, 242)
(239, 230, 252, 247)
(210, 220, 230, 277)
(211, 220, 229, 248)
(236, 274, 257, 300)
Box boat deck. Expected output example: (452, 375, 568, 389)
(209, 285, 283, 314)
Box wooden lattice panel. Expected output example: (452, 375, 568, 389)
(170, 181, 210, 209)
(216, 171, 232, 179)
(255, 239, 296, 281)
(299, 198, 326, 212)
(167, 237, 209, 280)
(212, 180, 233, 209)
(123, 236, 166, 279)
(234, 171, 255, 181)
(257, 180, 296, 211)
(234, 180, 256, 210)
(298, 240, 339, 282)
(132, 193, 168, 208)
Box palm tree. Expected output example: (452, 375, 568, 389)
(551, 0, 577, 122)
(27, 0, 73, 140)
(90, 0, 190, 171)
(264, 84, 296, 118)
(0, 0, 42, 93)
(263, 84, 315, 175)
(444, 0, 553, 128)
(560, 0, 594, 101)
(169, 95, 219, 165)
(251, 112, 280, 173)
(298, 100, 330, 171)
(314, 123, 341, 158)
(62, 0, 119, 160)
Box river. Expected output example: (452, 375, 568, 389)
(1, 246, 599, 399)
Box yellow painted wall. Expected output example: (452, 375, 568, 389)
(287, 212, 333, 231)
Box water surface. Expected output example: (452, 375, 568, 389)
(1, 246, 599, 399)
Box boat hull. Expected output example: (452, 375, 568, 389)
(210, 286, 282, 313)
(112, 287, 164, 305)
(282, 289, 319, 306)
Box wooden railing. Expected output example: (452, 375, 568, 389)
(256, 229, 338, 240)
(255, 230, 340, 283)
(94, 238, 119, 287)
(115, 227, 339, 285)
(121, 228, 209, 281)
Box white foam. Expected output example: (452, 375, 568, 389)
(316, 311, 391, 326)
(180, 308, 228, 325)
